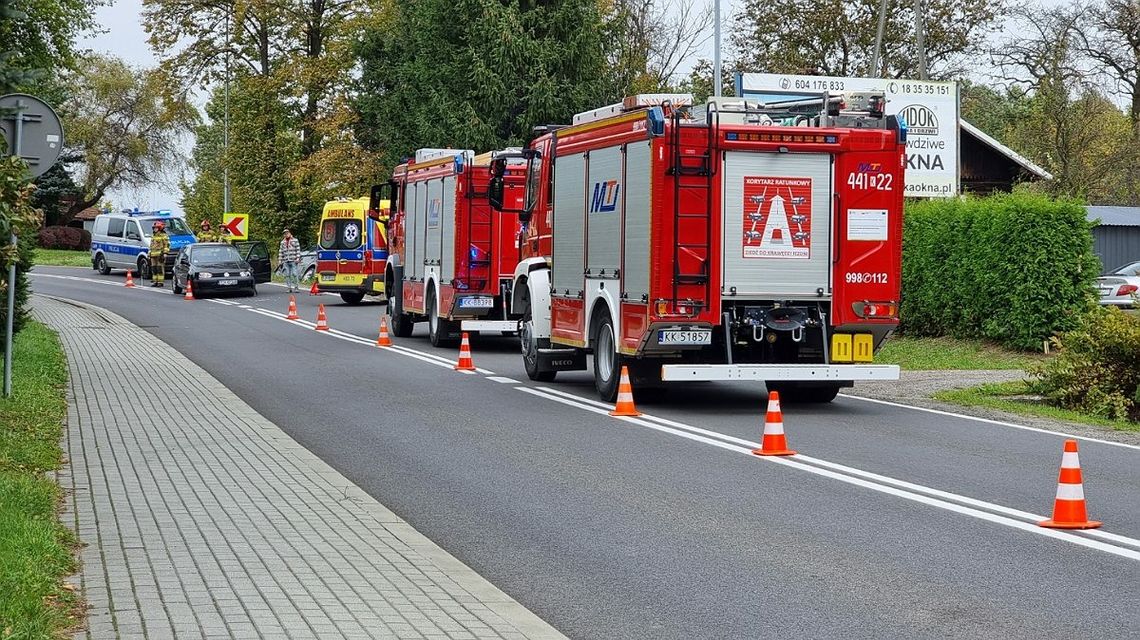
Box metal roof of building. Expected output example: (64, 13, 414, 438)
(1087, 206, 1140, 227)
(959, 119, 1053, 180)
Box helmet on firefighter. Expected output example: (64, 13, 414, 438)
(200, 219, 211, 229)
(152, 221, 165, 232)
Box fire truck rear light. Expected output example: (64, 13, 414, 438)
(854, 301, 898, 319)
(656, 301, 668, 315)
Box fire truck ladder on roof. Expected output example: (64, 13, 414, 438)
(667, 107, 714, 313)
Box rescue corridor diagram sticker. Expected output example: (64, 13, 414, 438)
(742, 176, 812, 259)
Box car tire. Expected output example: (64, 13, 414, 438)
(592, 312, 623, 402)
(95, 254, 111, 275)
(172, 277, 183, 295)
(137, 258, 151, 280)
(340, 291, 365, 305)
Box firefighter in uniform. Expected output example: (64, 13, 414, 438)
(149, 221, 170, 287)
(198, 219, 221, 242)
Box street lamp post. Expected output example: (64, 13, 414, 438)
(713, 0, 722, 97)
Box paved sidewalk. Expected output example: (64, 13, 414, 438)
(33, 295, 566, 640)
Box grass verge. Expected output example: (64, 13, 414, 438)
(0, 321, 79, 638)
(32, 249, 90, 268)
(876, 336, 1043, 370)
(934, 380, 1140, 432)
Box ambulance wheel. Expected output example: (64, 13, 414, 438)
(137, 258, 151, 280)
(521, 314, 555, 382)
(340, 291, 365, 305)
(593, 313, 623, 402)
(427, 292, 457, 348)
(95, 254, 111, 275)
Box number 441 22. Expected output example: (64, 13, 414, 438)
(847, 172, 893, 191)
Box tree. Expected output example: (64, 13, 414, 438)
(354, 0, 612, 168)
(60, 55, 197, 223)
(29, 157, 83, 226)
(990, 6, 1132, 203)
(603, 0, 713, 95)
(731, 0, 1007, 79)
(0, 0, 103, 93)
(1079, 0, 1140, 126)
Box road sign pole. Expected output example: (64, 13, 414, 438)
(713, 0, 722, 98)
(3, 101, 24, 397)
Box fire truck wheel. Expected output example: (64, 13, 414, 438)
(521, 315, 556, 382)
(767, 383, 841, 404)
(592, 313, 623, 402)
(427, 292, 458, 348)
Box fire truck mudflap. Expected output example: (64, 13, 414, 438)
(660, 363, 900, 382)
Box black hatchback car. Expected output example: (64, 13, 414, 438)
(172, 243, 260, 297)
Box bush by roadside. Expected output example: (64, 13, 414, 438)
(1027, 306, 1140, 423)
(876, 336, 1042, 370)
(901, 192, 1099, 351)
(35, 226, 91, 251)
(0, 320, 79, 637)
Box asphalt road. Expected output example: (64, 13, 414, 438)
(31, 266, 1140, 639)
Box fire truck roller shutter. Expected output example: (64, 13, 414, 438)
(721, 151, 833, 297)
(409, 181, 424, 281)
(552, 152, 587, 296)
(623, 141, 652, 301)
(425, 177, 444, 281)
(586, 146, 622, 277)
(441, 174, 457, 284)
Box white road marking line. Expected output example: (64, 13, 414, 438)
(516, 386, 1140, 562)
(486, 376, 520, 384)
(840, 394, 1140, 452)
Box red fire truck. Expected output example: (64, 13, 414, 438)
(385, 148, 527, 346)
(490, 93, 906, 402)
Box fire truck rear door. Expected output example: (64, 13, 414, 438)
(721, 151, 832, 297)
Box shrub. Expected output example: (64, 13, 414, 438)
(901, 192, 1100, 350)
(35, 225, 88, 250)
(1028, 306, 1140, 422)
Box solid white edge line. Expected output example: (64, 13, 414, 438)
(840, 394, 1140, 452)
(516, 386, 1140, 562)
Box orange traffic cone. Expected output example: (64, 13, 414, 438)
(125, 270, 135, 288)
(376, 316, 393, 347)
(314, 304, 330, 331)
(183, 279, 195, 300)
(609, 365, 642, 417)
(454, 332, 476, 371)
(309, 280, 320, 296)
(286, 295, 300, 320)
(1039, 439, 1102, 529)
(752, 391, 796, 456)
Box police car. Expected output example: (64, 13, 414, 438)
(90, 209, 197, 279)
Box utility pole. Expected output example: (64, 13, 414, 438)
(871, 0, 889, 77)
(4, 106, 18, 397)
(713, 0, 722, 97)
(223, 11, 231, 215)
(915, 0, 929, 80)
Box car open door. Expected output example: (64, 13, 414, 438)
(235, 240, 273, 283)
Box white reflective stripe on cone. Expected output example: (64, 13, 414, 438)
(769, 400, 781, 412)
(1061, 451, 1080, 469)
(764, 421, 785, 435)
(1056, 483, 1086, 501)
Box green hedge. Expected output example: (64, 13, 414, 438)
(901, 192, 1099, 350)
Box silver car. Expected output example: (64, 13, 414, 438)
(1097, 260, 1140, 307)
(298, 244, 319, 282)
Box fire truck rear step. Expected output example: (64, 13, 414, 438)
(460, 320, 518, 333)
(660, 364, 900, 382)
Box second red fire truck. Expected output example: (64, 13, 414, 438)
(489, 93, 907, 402)
(384, 148, 527, 346)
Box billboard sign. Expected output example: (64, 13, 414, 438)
(736, 73, 960, 198)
